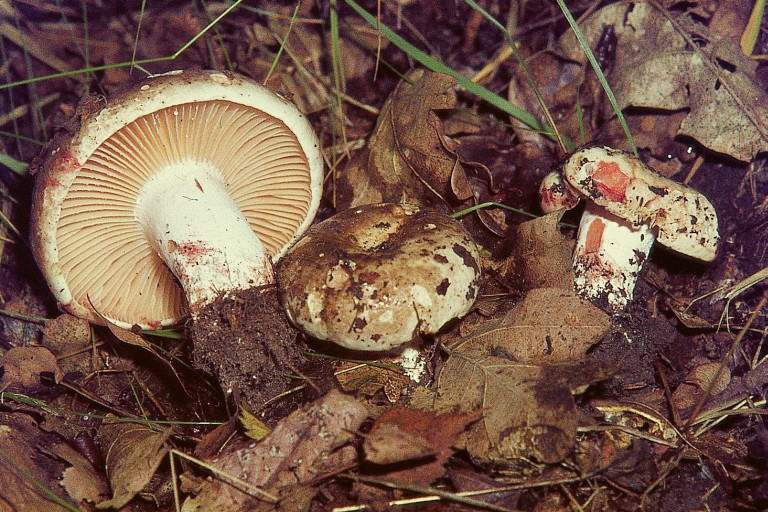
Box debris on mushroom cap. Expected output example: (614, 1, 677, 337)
(29, 69, 323, 329)
(276, 203, 482, 351)
(539, 171, 581, 214)
(562, 146, 719, 262)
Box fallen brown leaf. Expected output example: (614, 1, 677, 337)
(448, 287, 611, 364)
(335, 360, 409, 403)
(96, 417, 172, 509)
(506, 212, 575, 292)
(435, 346, 579, 465)
(672, 361, 731, 411)
(46, 442, 110, 505)
(337, 69, 469, 208)
(0, 346, 62, 392)
(0, 412, 77, 511)
(557, 0, 768, 161)
(363, 406, 481, 486)
(182, 390, 368, 511)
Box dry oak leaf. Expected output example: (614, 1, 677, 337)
(337, 69, 469, 209)
(447, 287, 611, 365)
(557, 1, 768, 161)
(363, 406, 481, 486)
(435, 347, 578, 465)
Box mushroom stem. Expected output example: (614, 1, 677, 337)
(136, 163, 273, 314)
(572, 202, 655, 312)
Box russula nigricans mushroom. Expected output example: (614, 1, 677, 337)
(30, 69, 323, 407)
(539, 146, 719, 312)
(30, 69, 322, 328)
(276, 203, 482, 352)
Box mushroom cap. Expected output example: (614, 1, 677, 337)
(30, 70, 323, 329)
(539, 170, 580, 214)
(276, 203, 482, 351)
(562, 146, 719, 262)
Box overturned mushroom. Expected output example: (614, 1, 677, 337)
(30, 69, 323, 406)
(276, 203, 482, 352)
(539, 146, 719, 311)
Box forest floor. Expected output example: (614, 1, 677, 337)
(1, 1, 768, 511)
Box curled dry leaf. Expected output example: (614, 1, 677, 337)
(672, 361, 731, 411)
(335, 360, 410, 403)
(337, 70, 469, 209)
(96, 416, 172, 510)
(363, 406, 481, 486)
(557, 0, 768, 161)
(505, 212, 575, 292)
(46, 442, 110, 504)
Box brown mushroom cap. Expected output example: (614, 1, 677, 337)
(276, 203, 482, 351)
(30, 70, 323, 329)
(562, 146, 719, 262)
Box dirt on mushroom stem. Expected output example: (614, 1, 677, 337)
(188, 285, 316, 414)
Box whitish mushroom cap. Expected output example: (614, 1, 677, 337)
(539, 170, 580, 214)
(276, 203, 482, 351)
(562, 146, 719, 262)
(30, 70, 323, 329)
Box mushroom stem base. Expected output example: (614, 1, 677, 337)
(573, 203, 655, 312)
(189, 285, 307, 411)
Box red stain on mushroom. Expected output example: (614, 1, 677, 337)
(173, 241, 217, 257)
(583, 217, 605, 254)
(592, 161, 629, 202)
(59, 150, 82, 170)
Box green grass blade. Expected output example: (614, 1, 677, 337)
(264, 4, 300, 83)
(343, 0, 552, 138)
(0, 153, 28, 174)
(462, 0, 572, 151)
(555, 0, 636, 154)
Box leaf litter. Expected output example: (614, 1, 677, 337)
(0, 1, 767, 511)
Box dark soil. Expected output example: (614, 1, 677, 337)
(188, 285, 319, 417)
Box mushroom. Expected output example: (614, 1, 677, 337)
(276, 203, 482, 352)
(30, 69, 322, 329)
(30, 70, 323, 407)
(539, 146, 719, 311)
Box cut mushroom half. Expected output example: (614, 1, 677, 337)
(30, 69, 324, 329)
(541, 146, 719, 312)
